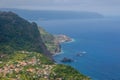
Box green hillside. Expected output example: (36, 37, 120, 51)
(0, 51, 90, 80)
(38, 27, 61, 54)
(0, 11, 51, 57)
(0, 11, 90, 80)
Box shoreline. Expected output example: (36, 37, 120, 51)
(59, 38, 75, 44)
(52, 50, 64, 56)
(63, 38, 75, 43)
(53, 38, 75, 56)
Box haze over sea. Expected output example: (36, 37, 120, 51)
(37, 16, 120, 80)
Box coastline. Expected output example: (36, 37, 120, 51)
(62, 38, 75, 44)
(52, 50, 64, 56)
(53, 38, 75, 56)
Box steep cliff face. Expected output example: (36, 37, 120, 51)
(38, 27, 61, 54)
(39, 27, 73, 55)
(0, 11, 51, 58)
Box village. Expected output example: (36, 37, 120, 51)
(0, 51, 62, 80)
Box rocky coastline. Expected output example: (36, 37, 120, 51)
(54, 34, 73, 43)
(38, 26, 72, 55)
(52, 34, 73, 54)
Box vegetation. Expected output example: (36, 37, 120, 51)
(39, 27, 61, 54)
(0, 11, 48, 54)
(0, 51, 54, 79)
(51, 64, 90, 80)
(0, 11, 91, 80)
(0, 51, 90, 80)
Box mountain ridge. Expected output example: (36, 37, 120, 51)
(0, 11, 52, 59)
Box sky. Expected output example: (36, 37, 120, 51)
(0, 0, 120, 15)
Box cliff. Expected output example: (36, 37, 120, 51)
(0, 11, 51, 58)
(38, 27, 61, 54)
(39, 27, 72, 54)
(0, 11, 90, 80)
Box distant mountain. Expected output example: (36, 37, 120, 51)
(0, 8, 103, 21)
(0, 11, 52, 58)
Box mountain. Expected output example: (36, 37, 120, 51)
(0, 8, 103, 21)
(0, 11, 51, 58)
(0, 11, 90, 80)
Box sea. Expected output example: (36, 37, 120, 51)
(36, 17, 120, 80)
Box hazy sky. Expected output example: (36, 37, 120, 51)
(0, 0, 120, 15)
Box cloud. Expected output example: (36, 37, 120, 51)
(0, 0, 120, 15)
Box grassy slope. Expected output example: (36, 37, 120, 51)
(0, 51, 90, 80)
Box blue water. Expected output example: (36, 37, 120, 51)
(37, 18, 120, 80)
